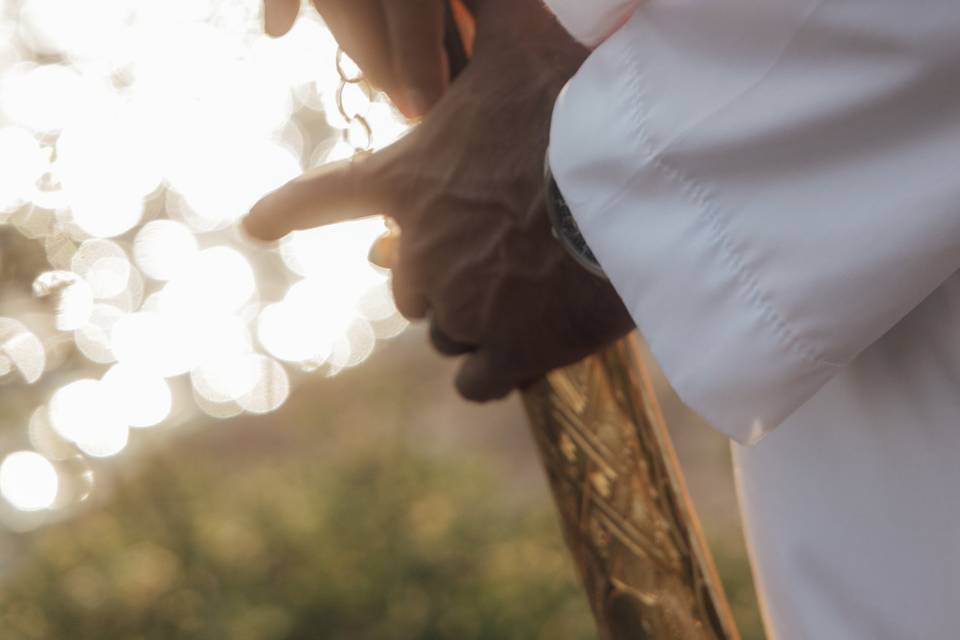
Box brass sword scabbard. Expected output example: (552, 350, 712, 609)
(521, 334, 740, 640)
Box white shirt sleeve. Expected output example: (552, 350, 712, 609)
(543, 0, 642, 47)
(547, 0, 960, 444)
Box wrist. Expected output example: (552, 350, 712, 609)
(544, 156, 606, 280)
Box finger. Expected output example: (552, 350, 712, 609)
(263, 0, 300, 37)
(368, 231, 399, 269)
(429, 321, 476, 356)
(455, 351, 514, 403)
(383, 1, 448, 117)
(316, 0, 395, 97)
(243, 157, 388, 242)
(390, 262, 429, 320)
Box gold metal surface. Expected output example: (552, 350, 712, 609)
(522, 335, 740, 640)
(342, 6, 742, 629)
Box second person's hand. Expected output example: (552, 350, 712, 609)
(263, 0, 475, 118)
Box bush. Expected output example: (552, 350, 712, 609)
(0, 440, 597, 640)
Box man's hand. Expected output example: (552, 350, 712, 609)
(264, 0, 469, 118)
(246, 0, 634, 401)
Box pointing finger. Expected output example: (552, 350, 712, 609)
(243, 156, 390, 242)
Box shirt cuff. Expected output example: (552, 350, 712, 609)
(547, 17, 840, 445)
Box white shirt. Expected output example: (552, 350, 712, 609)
(544, 0, 960, 637)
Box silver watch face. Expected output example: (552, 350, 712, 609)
(545, 162, 606, 280)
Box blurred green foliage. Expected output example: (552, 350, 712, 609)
(1, 439, 598, 640)
(715, 540, 766, 640)
(0, 404, 763, 640)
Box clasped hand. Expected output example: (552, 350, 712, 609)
(246, 0, 634, 401)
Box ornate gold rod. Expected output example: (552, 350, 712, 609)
(522, 335, 739, 639)
(445, 4, 740, 638)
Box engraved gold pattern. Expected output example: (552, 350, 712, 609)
(521, 334, 740, 640)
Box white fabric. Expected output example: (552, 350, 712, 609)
(542, 0, 640, 47)
(544, 0, 960, 637)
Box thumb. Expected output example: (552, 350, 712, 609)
(243, 156, 388, 242)
(263, 0, 300, 37)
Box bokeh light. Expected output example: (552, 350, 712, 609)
(48, 379, 129, 458)
(32, 270, 94, 330)
(71, 239, 132, 299)
(257, 301, 333, 364)
(110, 312, 193, 379)
(102, 363, 172, 429)
(191, 352, 262, 405)
(0, 451, 58, 511)
(0, 126, 46, 213)
(133, 220, 199, 282)
(236, 355, 289, 414)
(159, 247, 256, 316)
(27, 405, 76, 461)
(74, 303, 124, 364)
(0, 317, 45, 383)
(0, 0, 412, 517)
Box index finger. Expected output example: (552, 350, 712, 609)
(243, 156, 389, 242)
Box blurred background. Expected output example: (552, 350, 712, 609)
(0, 0, 764, 638)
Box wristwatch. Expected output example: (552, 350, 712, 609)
(544, 157, 607, 279)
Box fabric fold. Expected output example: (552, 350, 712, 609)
(549, 2, 960, 443)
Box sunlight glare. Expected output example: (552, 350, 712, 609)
(0, 126, 46, 212)
(18, 0, 130, 60)
(191, 352, 261, 404)
(32, 270, 94, 331)
(0, 317, 45, 383)
(48, 379, 129, 458)
(56, 96, 160, 238)
(0, 0, 417, 497)
(133, 220, 199, 281)
(74, 304, 123, 364)
(257, 302, 333, 365)
(193, 392, 244, 421)
(110, 311, 194, 378)
(28, 405, 76, 461)
(0, 451, 58, 512)
(280, 217, 387, 281)
(71, 239, 131, 299)
(102, 363, 172, 429)
(0, 63, 87, 133)
(167, 140, 300, 230)
(340, 317, 376, 369)
(236, 355, 289, 415)
(160, 246, 256, 316)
